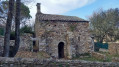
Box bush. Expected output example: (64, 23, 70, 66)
(0, 28, 4, 36)
(20, 25, 34, 34)
(10, 31, 15, 40)
(10, 25, 34, 40)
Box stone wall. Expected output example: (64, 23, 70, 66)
(0, 57, 119, 67)
(0, 33, 33, 56)
(112, 57, 119, 62)
(91, 52, 106, 60)
(19, 33, 33, 51)
(108, 42, 119, 55)
(0, 36, 4, 56)
(99, 48, 108, 52)
(0, 36, 15, 56)
(35, 20, 94, 58)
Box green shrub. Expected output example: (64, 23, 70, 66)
(9, 25, 34, 40)
(10, 31, 15, 40)
(79, 53, 91, 56)
(58, 64, 63, 67)
(72, 53, 91, 59)
(0, 28, 4, 36)
(20, 25, 34, 34)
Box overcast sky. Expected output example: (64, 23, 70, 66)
(28, 0, 119, 20)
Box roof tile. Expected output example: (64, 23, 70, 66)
(38, 13, 88, 22)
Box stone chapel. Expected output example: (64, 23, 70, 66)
(34, 3, 94, 59)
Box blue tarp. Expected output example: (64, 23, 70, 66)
(94, 42, 108, 51)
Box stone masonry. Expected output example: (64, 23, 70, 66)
(108, 42, 119, 55)
(0, 33, 33, 56)
(0, 57, 119, 67)
(34, 3, 94, 59)
(0, 36, 4, 56)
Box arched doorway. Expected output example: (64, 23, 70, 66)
(58, 42, 64, 58)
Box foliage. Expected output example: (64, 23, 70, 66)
(89, 8, 119, 43)
(19, 2, 32, 26)
(58, 64, 63, 67)
(10, 31, 15, 40)
(75, 51, 119, 62)
(2, 0, 31, 57)
(79, 56, 106, 62)
(114, 30, 119, 40)
(37, 51, 51, 59)
(79, 53, 90, 56)
(20, 3, 31, 19)
(98, 51, 119, 62)
(20, 25, 34, 34)
(10, 25, 34, 40)
(72, 53, 91, 59)
(70, 24, 77, 31)
(72, 52, 111, 62)
(0, 1, 32, 30)
(0, 1, 32, 19)
(0, 28, 4, 36)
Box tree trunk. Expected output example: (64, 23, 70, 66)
(12, 0, 21, 57)
(3, 0, 15, 57)
(99, 37, 104, 43)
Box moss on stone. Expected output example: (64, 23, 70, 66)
(69, 25, 77, 31)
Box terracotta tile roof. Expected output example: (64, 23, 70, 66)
(38, 13, 88, 22)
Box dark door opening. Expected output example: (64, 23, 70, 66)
(58, 42, 64, 58)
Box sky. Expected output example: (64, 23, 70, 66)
(28, 0, 119, 20)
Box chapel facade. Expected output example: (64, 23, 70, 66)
(34, 3, 94, 59)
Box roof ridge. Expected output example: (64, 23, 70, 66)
(39, 13, 80, 18)
(37, 13, 88, 22)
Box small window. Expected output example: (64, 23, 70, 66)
(54, 25, 56, 26)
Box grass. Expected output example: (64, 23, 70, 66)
(98, 51, 119, 62)
(98, 51, 112, 62)
(72, 52, 119, 62)
(37, 51, 50, 59)
(72, 53, 105, 62)
(79, 57, 104, 62)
